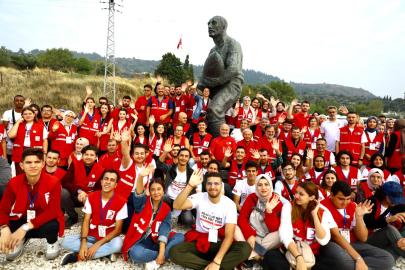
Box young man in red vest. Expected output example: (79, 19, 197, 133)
(61, 145, 105, 228)
(0, 148, 64, 261)
(287, 99, 311, 130)
(146, 84, 174, 128)
(320, 181, 394, 270)
(172, 84, 189, 126)
(39, 105, 58, 150)
(232, 161, 258, 213)
(135, 84, 153, 126)
(166, 144, 181, 165)
(314, 138, 336, 169)
(252, 117, 269, 142)
(236, 129, 257, 162)
(112, 95, 135, 126)
(275, 116, 293, 144)
(210, 124, 236, 162)
(98, 139, 122, 171)
(190, 120, 212, 165)
(256, 125, 283, 164)
(335, 111, 366, 167)
(333, 150, 362, 202)
(282, 126, 308, 162)
(274, 162, 300, 205)
(170, 171, 251, 269)
(257, 149, 276, 182)
(43, 150, 66, 181)
(60, 169, 127, 265)
(192, 151, 211, 174)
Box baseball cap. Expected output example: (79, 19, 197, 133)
(382, 181, 405, 205)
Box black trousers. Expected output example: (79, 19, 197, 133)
(262, 249, 342, 270)
(122, 192, 134, 235)
(61, 188, 83, 218)
(10, 218, 59, 244)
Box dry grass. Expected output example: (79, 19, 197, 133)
(0, 67, 165, 116)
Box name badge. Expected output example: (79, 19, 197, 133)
(340, 230, 350, 243)
(98, 225, 107, 237)
(27, 210, 36, 222)
(198, 148, 202, 154)
(93, 123, 99, 129)
(369, 143, 376, 150)
(66, 137, 72, 144)
(311, 143, 316, 149)
(208, 228, 218, 243)
(176, 107, 180, 112)
(35, 136, 40, 142)
(103, 126, 108, 131)
(24, 136, 30, 145)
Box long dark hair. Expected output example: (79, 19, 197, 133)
(291, 182, 320, 226)
(100, 103, 112, 123)
(149, 178, 165, 194)
(319, 170, 338, 191)
(154, 122, 168, 141)
(29, 104, 42, 119)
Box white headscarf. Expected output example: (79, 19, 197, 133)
(367, 168, 384, 191)
(61, 110, 76, 128)
(255, 174, 273, 203)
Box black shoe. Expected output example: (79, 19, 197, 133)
(65, 216, 78, 229)
(60, 252, 78, 265)
(242, 259, 254, 269)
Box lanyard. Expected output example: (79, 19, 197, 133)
(315, 170, 325, 185)
(260, 165, 267, 174)
(343, 209, 346, 229)
(25, 124, 32, 137)
(237, 164, 243, 177)
(343, 168, 350, 183)
(27, 188, 38, 209)
(203, 99, 209, 111)
(198, 134, 206, 147)
(100, 192, 114, 225)
(52, 167, 58, 176)
(309, 128, 315, 141)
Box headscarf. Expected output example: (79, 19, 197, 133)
(314, 155, 326, 172)
(368, 153, 386, 171)
(76, 137, 89, 148)
(367, 168, 384, 191)
(276, 102, 285, 113)
(61, 110, 76, 127)
(255, 174, 273, 203)
(365, 116, 379, 134)
(242, 96, 251, 110)
(386, 118, 395, 134)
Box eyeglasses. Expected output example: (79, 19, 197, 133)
(207, 182, 221, 186)
(175, 130, 183, 132)
(282, 168, 294, 173)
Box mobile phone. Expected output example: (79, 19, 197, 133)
(254, 242, 267, 256)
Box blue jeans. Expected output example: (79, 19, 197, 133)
(128, 233, 185, 263)
(61, 234, 123, 259)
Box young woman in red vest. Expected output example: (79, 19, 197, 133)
(357, 168, 384, 203)
(60, 169, 127, 265)
(262, 181, 340, 270)
(122, 165, 185, 268)
(333, 150, 362, 201)
(8, 107, 47, 176)
(363, 117, 385, 170)
(385, 119, 405, 174)
(169, 125, 190, 150)
(307, 155, 327, 185)
(132, 124, 148, 146)
(361, 153, 392, 182)
(78, 97, 101, 146)
(251, 98, 262, 123)
(270, 101, 288, 125)
(363, 181, 405, 262)
(318, 170, 337, 202)
(68, 137, 89, 169)
(111, 109, 134, 156)
(301, 116, 321, 150)
(48, 110, 77, 171)
(148, 116, 166, 178)
(290, 152, 313, 182)
(97, 104, 114, 158)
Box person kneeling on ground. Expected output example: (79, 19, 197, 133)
(234, 174, 283, 268)
(60, 169, 127, 265)
(0, 148, 64, 261)
(169, 170, 251, 270)
(121, 165, 184, 269)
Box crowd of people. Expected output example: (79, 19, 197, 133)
(0, 77, 405, 270)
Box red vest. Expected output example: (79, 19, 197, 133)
(148, 135, 164, 156)
(236, 139, 257, 162)
(393, 171, 405, 187)
(135, 96, 151, 124)
(281, 180, 299, 202)
(236, 107, 255, 128)
(116, 161, 151, 199)
(0, 124, 5, 156)
(285, 139, 307, 160)
(321, 198, 357, 242)
(73, 160, 105, 193)
(339, 126, 363, 165)
(313, 150, 332, 169)
(277, 130, 291, 144)
(39, 118, 58, 132)
(150, 96, 171, 124)
(225, 107, 238, 127)
(257, 137, 282, 162)
(253, 125, 265, 142)
(334, 166, 359, 190)
(121, 197, 174, 261)
(42, 167, 66, 181)
(173, 96, 187, 124)
(98, 151, 122, 171)
(185, 94, 196, 119)
(210, 136, 236, 161)
(8, 173, 65, 237)
(48, 124, 77, 160)
(291, 209, 324, 254)
(193, 98, 210, 124)
(293, 112, 311, 130)
(270, 111, 287, 125)
(364, 132, 385, 166)
(112, 107, 135, 126)
(98, 119, 111, 151)
(387, 131, 405, 169)
(228, 161, 246, 186)
(170, 136, 187, 148)
(258, 163, 275, 181)
(133, 135, 148, 146)
(79, 111, 101, 146)
(12, 122, 44, 162)
(308, 168, 327, 185)
(318, 188, 330, 201)
(303, 128, 321, 147)
(87, 190, 127, 240)
(360, 181, 373, 201)
(173, 123, 191, 136)
(369, 198, 402, 234)
(192, 133, 212, 158)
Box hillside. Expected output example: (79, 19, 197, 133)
(291, 82, 376, 98)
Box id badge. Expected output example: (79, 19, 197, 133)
(66, 137, 72, 144)
(98, 225, 106, 237)
(27, 210, 36, 222)
(311, 143, 316, 149)
(93, 123, 98, 129)
(176, 107, 180, 112)
(198, 148, 202, 154)
(369, 143, 376, 150)
(24, 136, 30, 145)
(340, 230, 350, 243)
(35, 136, 40, 141)
(208, 228, 218, 243)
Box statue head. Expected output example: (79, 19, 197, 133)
(208, 16, 227, 38)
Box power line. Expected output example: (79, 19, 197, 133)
(0, 1, 100, 8)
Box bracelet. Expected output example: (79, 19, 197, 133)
(187, 183, 195, 189)
(355, 257, 363, 262)
(0, 224, 9, 230)
(295, 255, 302, 259)
(359, 159, 363, 161)
(117, 140, 122, 143)
(212, 261, 220, 266)
(80, 237, 87, 241)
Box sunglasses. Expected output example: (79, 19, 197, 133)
(150, 177, 162, 182)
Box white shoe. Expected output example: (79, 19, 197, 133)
(145, 260, 161, 270)
(6, 238, 30, 261)
(45, 241, 60, 260)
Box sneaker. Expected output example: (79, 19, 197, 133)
(145, 260, 161, 270)
(241, 259, 254, 269)
(60, 252, 79, 266)
(45, 241, 60, 260)
(6, 238, 30, 261)
(65, 216, 78, 229)
(106, 253, 117, 262)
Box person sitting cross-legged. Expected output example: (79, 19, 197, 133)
(60, 169, 127, 265)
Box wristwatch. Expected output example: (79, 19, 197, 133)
(78, 189, 83, 194)
(22, 224, 30, 232)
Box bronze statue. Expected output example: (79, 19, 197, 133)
(198, 16, 244, 138)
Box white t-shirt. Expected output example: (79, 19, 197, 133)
(320, 120, 347, 152)
(167, 168, 202, 201)
(335, 129, 367, 144)
(187, 192, 237, 233)
(232, 179, 256, 207)
(1, 109, 22, 154)
(154, 138, 163, 156)
(230, 128, 244, 143)
(83, 197, 128, 220)
(119, 159, 152, 192)
(22, 123, 48, 147)
(191, 164, 208, 175)
(331, 167, 362, 184)
(274, 180, 297, 205)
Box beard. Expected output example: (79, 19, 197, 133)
(208, 190, 221, 198)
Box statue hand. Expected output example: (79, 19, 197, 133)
(204, 76, 221, 88)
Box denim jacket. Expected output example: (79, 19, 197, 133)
(132, 190, 172, 244)
(192, 92, 211, 123)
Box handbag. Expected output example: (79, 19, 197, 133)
(280, 241, 315, 270)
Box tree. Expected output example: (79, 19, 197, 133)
(37, 48, 76, 72)
(154, 53, 183, 84)
(10, 53, 37, 70)
(246, 83, 276, 99)
(94, 60, 121, 76)
(75, 57, 93, 75)
(182, 54, 195, 82)
(0, 46, 11, 67)
(267, 81, 295, 102)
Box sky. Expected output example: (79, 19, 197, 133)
(1, 0, 404, 98)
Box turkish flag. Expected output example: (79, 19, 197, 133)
(177, 38, 182, 49)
